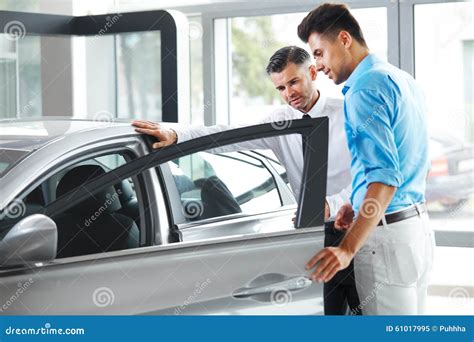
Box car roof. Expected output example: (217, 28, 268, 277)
(0, 117, 149, 208)
(0, 117, 134, 151)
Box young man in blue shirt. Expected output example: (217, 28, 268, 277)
(298, 3, 435, 314)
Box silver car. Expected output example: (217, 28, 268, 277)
(0, 117, 329, 315)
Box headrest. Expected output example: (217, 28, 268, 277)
(25, 186, 45, 206)
(56, 165, 122, 215)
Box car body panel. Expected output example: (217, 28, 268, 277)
(0, 227, 324, 315)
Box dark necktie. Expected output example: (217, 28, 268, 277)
(302, 114, 311, 156)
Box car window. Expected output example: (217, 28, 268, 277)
(254, 149, 294, 198)
(169, 151, 282, 222)
(0, 152, 143, 259)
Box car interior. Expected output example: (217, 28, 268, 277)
(170, 151, 284, 223)
(0, 154, 142, 258)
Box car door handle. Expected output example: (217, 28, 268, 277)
(232, 276, 312, 299)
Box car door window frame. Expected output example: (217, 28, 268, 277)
(4, 143, 155, 247)
(161, 150, 293, 226)
(44, 118, 328, 246)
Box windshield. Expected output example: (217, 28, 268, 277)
(0, 149, 30, 177)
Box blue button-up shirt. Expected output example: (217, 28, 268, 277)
(342, 54, 429, 214)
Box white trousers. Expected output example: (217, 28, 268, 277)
(353, 212, 435, 315)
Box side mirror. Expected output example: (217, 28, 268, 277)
(0, 214, 57, 267)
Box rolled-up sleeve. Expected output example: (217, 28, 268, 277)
(346, 89, 403, 188)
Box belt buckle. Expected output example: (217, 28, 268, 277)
(414, 203, 422, 216)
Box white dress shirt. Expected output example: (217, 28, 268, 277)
(170, 92, 352, 219)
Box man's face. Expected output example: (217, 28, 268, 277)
(307, 31, 352, 85)
(269, 62, 317, 113)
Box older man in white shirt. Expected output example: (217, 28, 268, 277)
(132, 46, 360, 315)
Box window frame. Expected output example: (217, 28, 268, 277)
(43, 118, 329, 247)
(0, 9, 189, 122)
(1, 142, 155, 248)
(161, 150, 294, 226)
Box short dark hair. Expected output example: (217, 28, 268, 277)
(297, 3, 367, 47)
(266, 46, 310, 75)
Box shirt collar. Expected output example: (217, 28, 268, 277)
(291, 90, 327, 118)
(342, 53, 380, 95)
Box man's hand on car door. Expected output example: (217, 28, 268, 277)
(132, 120, 178, 149)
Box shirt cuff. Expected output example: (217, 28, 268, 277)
(366, 168, 403, 187)
(326, 191, 350, 221)
(326, 196, 337, 221)
(164, 124, 190, 143)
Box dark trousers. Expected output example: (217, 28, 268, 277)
(324, 222, 361, 315)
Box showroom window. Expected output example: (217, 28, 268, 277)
(189, 15, 205, 125)
(0, 35, 42, 119)
(414, 1, 473, 314)
(214, 7, 387, 124)
(116, 31, 162, 121)
(0, 16, 167, 121)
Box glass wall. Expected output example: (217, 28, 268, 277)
(0, 31, 163, 121)
(116, 32, 162, 121)
(414, 1, 474, 314)
(0, 34, 42, 119)
(222, 7, 387, 124)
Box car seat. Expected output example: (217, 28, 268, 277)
(54, 165, 139, 258)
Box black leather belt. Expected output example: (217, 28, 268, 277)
(377, 203, 426, 226)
